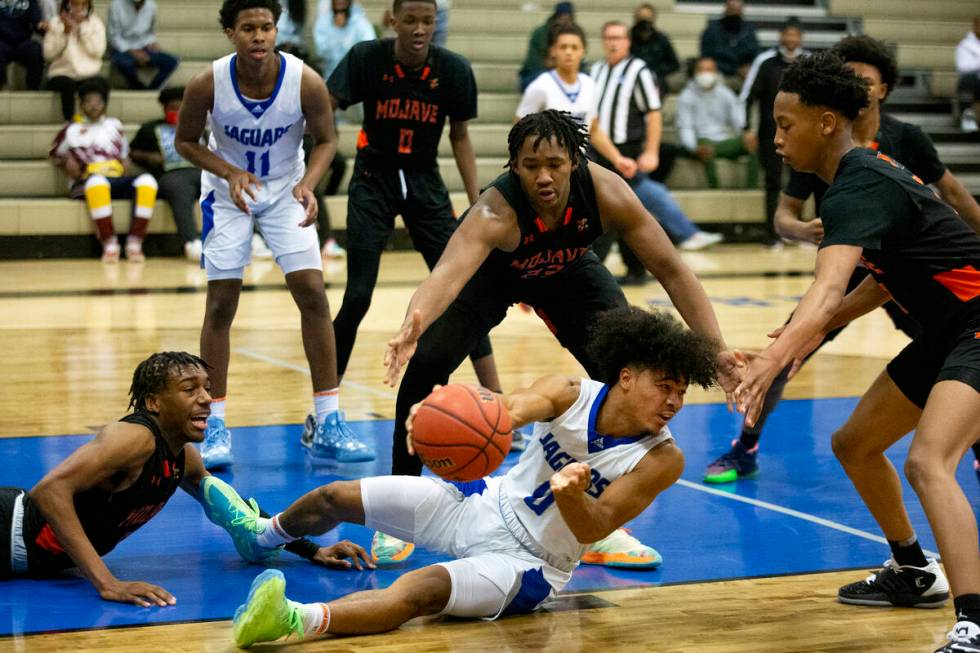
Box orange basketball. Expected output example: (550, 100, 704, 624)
(412, 384, 513, 482)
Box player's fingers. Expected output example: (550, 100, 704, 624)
(147, 584, 175, 605)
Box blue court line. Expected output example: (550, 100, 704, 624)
(1, 398, 976, 637)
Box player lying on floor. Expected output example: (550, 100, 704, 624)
(0, 352, 372, 607)
(230, 305, 719, 646)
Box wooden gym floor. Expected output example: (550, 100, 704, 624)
(0, 246, 971, 652)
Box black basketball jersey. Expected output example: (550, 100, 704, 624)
(23, 411, 185, 571)
(328, 38, 478, 168)
(820, 148, 980, 330)
(478, 159, 605, 280)
(785, 113, 947, 213)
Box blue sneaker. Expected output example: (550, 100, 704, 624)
(309, 410, 374, 462)
(199, 477, 280, 564)
(202, 416, 233, 469)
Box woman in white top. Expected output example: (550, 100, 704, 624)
(43, 0, 106, 121)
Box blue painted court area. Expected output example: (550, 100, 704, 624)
(1, 397, 977, 637)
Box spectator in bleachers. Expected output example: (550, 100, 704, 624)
(699, 0, 758, 81)
(43, 0, 106, 122)
(956, 16, 980, 132)
(518, 0, 574, 91)
(49, 77, 158, 263)
(129, 86, 202, 262)
(107, 0, 178, 90)
(276, 0, 311, 61)
(630, 3, 678, 98)
(589, 20, 722, 283)
(314, 0, 375, 80)
(677, 56, 758, 189)
(739, 16, 805, 245)
(0, 0, 45, 90)
(433, 0, 449, 47)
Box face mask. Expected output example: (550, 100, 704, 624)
(779, 45, 799, 60)
(633, 19, 654, 41)
(720, 14, 742, 32)
(695, 71, 718, 89)
(165, 110, 179, 125)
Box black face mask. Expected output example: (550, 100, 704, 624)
(632, 20, 655, 42)
(720, 14, 743, 33)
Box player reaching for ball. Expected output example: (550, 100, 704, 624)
(230, 306, 717, 647)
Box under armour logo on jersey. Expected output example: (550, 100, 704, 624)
(577, 218, 588, 232)
(430, 78, 439, 89)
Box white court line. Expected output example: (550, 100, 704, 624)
(234, 347, 397, 399)
(676, 479, 940, 558)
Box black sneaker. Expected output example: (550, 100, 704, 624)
(935, 621, 980, 652)
(838, 558, 949, 608)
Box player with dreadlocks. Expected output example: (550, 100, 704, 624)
(0, 352, 372, 607)
(735, 52, 980, 653)
(376, 109, 742, 568)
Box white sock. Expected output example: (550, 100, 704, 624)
(313, 389, 339, 423)
(290, 600, 330, 636)
(255, 513, 298, 548)
(210, 398, 227, 421)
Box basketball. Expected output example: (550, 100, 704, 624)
(412, 384, 513, 482)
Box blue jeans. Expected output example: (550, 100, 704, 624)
(110, 48, 179, 90)
(630, 176, 698, 241)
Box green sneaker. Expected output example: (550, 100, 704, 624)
(201, 476, 281, 563)
(371, 531, 414, 565)
(233, 569, 304, 648)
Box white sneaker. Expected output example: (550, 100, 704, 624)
(100, 240, 120, 264)
(184, 239, 202, 263)
(936, 620, 980, 652)
(321, 238, 346, 259)
(251, 234, 273, 259)
(961, 114, 978, 133)
(679, 231, 724, 251)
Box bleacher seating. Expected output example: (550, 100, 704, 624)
(1, 0, 977, 255)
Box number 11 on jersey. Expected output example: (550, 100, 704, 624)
(245, 150, 270, 177)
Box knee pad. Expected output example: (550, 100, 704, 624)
(84, 174, 112, 219)
(133, 173, 158, 219)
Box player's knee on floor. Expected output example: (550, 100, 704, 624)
(84, 174, 112, 219)
(132, 173, 158, 219)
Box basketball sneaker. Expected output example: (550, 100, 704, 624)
(308, 410, 374, 462)
(580, 528, 662, 569)
(233, 569, 304, 648)
(100, 240, 120, 264)
(371, 531, 415, 565)
(936, 621, 980, 652)
(202, 415, 233, 469)
(703, 439, 759, 484)
(200, 477, 281, 563)
(838, 558, 949, 608)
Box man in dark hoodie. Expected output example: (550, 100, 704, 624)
(0, 0, 46, 89)
(630, 3, 678, 98)
(699, 0, 758, 80)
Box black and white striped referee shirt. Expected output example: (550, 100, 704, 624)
(589, 56, 662, 146)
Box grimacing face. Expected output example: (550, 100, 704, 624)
(145, 365, 213, 443)
(623, 368, 687, 434)
(512, 135, 574, 211)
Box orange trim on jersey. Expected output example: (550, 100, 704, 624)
(534, 216, 547, 233)
(869, 140, 879, 151)
(35, 524, 65, 554)
(356, 129, 369, 150)
(420, 66, 431, 80)
(563, 207, 573, 226)
(394, 64, 405, 78)
(933, 265, 980, 303)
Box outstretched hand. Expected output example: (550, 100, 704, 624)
(312, 540, 375, 570)
(383, 310, 423, 387)
(99, 579, 175, 607)
(715, 349, 745, 411)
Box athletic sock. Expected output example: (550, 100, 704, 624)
(94, 217, 115, 243)
(128, 217, 150, 241)
(290, 601, 331, 636)
(210, 397, 226, 421)
(955, 594, 980, 626)
(888, 535, 928, 568)
(738, 429, 761, 450)
(313, 388, 339, 424)
(256, 513, 299, 548)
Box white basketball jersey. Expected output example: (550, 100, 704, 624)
(499, 379, 672, 568)
(206, 51, 305, 188)
(515, 71, 597, 128)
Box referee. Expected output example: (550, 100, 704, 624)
(325, 0, 499, 395)
(590, 20, 721, 283)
